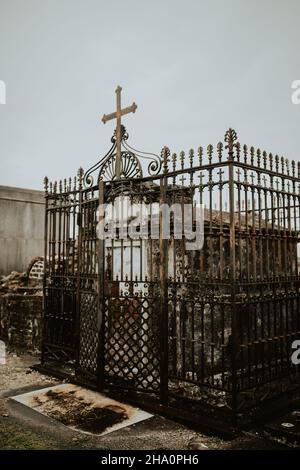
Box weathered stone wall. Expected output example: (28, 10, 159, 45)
(0, 294, 42, 353)
(0, 185, 45, 275)
(0, 270, 43, 353)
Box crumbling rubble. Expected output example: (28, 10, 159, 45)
(0, 269, 43, 296)
(0, 259, 44, 353)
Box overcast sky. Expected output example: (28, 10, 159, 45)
(0, 0, 300, 190)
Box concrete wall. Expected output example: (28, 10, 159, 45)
(0, 186, 45, 275)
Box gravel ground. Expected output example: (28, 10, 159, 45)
(0, 353, 283, 450)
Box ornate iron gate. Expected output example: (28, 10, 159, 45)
(41, 125, 300, 428)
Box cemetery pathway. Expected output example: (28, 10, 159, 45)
(0, 354, 284, 450)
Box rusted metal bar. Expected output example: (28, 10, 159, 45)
(159, 150, 169, 405)
(226, 129, 238, 424)
(97, 180, 105, 389)
(41, 178, 49, 365)
(75, 168, 84, 375)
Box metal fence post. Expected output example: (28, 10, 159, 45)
(225, 129, 238, 425)
(41, 177, 49, 365)
(75, 167, 84, 376)
(159, 146, 170, 405)
(97, 179, 106, 390)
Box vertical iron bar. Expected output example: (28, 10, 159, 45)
(41, 182, 49, 364)
(75, 169, 83, 375)
(159, 172, 169, 405)
(97, 180, 106, 389)
(227, 130, 238, 426)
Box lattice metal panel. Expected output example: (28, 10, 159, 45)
(78, 290, 99, 375)
(104, 293, 160, 392)
(77, 193, 100, 380)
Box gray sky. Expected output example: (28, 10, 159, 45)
(0, 0, 300, 190)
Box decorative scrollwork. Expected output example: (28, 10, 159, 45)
(98, 150, 142, 182)
(83, 125, 161, 187)
(122, 139, 162, 177)
(111, 125, 129, 144)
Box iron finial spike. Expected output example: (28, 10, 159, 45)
(269, 153, 273, 171)
(198, 146, 203, 166)
(275, 154, 279, 172)
(77, 167, 84, 189)
(257, 148, 261, 167)
(263, 150, 267, 169)
(172, 152, 177, 169)
(43, 176, 49, 193)
(207, 144, 213, 164)
(189, 148, 194, 168)
(161, 146, 170, 174)
(224, 128, 238, 151)
(180, 150, 185, 169)
(217, 142, 223, 162)
(243, 144, 248, 163)
(250, 146, 255, 165)
(281, 156, 285, 174)
(285, 158, 290, 175)
(236, 142, 241, 162)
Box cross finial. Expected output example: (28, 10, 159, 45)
(101, 86, 137, 179)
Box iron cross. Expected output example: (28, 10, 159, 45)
(102, 86, 137, 178)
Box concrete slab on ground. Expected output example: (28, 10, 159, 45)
(11, 383, 153, 436)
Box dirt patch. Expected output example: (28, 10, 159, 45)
(34, 389, 129, 434)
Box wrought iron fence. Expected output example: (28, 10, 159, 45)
(41, 127, 300, 428)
